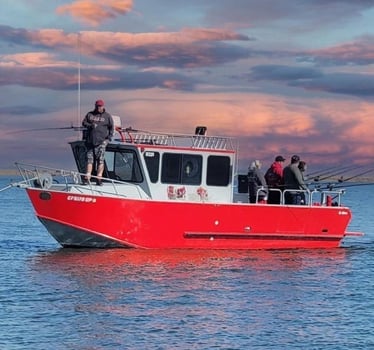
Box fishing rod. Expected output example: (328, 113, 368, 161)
(308, 164, 355, 181)
(312, 164, 360, 182)
(337, 167, 374, 182)
(311, 168, 374, 190)
(0, 184, 13, 193)
(306, 164, 348, 177)
(314, 181, 374, 191)
(332, 182, 374, 189)
(121, 126, 177, 135)
(7, 125, 86, 134)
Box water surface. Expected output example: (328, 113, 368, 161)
(0, 177, 373, 349)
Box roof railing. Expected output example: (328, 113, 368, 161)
(118, 129, 236, 151)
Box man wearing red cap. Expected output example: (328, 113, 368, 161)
(82, 99, 114, 185)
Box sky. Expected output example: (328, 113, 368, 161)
(0, 0, 373, 174)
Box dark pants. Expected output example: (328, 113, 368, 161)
(268, 190, 281, 204)
(285, 192, 303, 205)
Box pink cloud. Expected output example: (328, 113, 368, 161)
(77, 27, 248, 48)
(1, 88, 373, 169)
(20, 27, 248, 54)
(10, 27, 249, 68)
(56, 0, 133, 26)
(307, 36, 374, 64)
(0, 52, 73, 68)
(114, 89, 374, 167)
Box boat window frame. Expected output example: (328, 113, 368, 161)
(105, 149, 143, 183)
(206, 155, 231, 186)
(161, 153, 203, 185)
(144, 151, 160, 183)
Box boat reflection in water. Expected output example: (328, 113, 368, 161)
(32, 248, 349, 280)
(29, 248, 352, 341)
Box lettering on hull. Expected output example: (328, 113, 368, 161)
(67, 195, 97, 203)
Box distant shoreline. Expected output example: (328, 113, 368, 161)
(0, 169, 19, 176)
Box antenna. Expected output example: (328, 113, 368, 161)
(77, 32, 81, 138)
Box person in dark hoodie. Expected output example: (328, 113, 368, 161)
(265, 155, 286, 204)
(82, 99, 114, 186)
(283, 155, 308, 204)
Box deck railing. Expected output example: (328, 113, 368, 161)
(14, 163, 147, 199)
(119, 129, 236, 151)
(14, 163, 346, 207)
(256, 187, 345, 206)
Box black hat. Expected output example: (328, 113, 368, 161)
(275, 155, 286, 162)
(291, 155, 300, 162)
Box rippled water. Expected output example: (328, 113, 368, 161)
(0, 177, 373, 349)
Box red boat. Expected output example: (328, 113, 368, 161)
(14, 120, 362, 249)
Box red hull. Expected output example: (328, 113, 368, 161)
(26, 188, 352, 249)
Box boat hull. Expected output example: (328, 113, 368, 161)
(26, 188, 352, 249)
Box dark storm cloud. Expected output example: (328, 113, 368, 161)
(101, 43, 251, 68)
(0, 66, 198, 91)
(0, 25, 30, 45)
(290, 73, 374, 97)
(249, 65, 374, 97)
(1, 105, 47, 116)
(250, 65, 324, 81)
(203, 0, 374, 28)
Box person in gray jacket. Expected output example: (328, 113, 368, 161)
(82, 99, 114, 186)
(283, 155, 308, 204)
(248, 160, 268, 203)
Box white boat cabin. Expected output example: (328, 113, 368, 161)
(70, 119, 238, 203)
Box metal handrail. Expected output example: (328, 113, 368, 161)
(14, 162, 148, 199)
(253, 186, 345, 206)
(123, 130, 236, 151)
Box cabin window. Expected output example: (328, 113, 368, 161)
(206, 155, 231, 186)
(144, 151, 160, 183)
(161, 153, 202, 185)
(161, 153, 180, 184)
(105, 150, 143, 182)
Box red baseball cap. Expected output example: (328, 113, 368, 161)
(95, 99, 105, 107)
